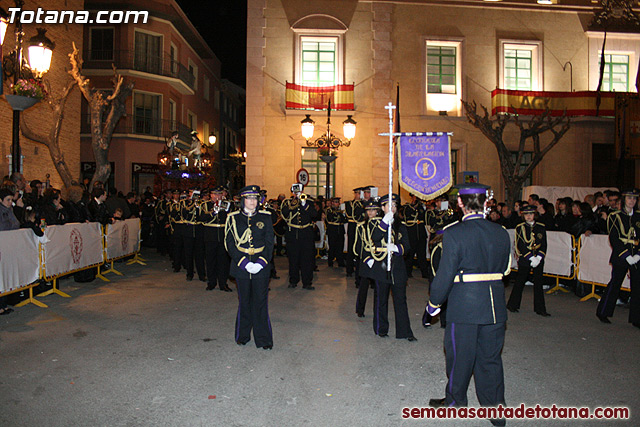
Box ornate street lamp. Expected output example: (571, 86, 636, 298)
(300, 100, 356, 198)
(1, 0, 55, 174)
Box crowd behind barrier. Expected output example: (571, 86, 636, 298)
(0, 218, 142, 307)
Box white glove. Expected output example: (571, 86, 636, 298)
(388, 243, 399, 253)
(245, 262, 261, 274)
(366, 259, 374, 268)
(626, 255, 637, 266)
(382, 211, 394, 225)
(530, 257, 541, 268)
(252, 263, 264, 274)
(633, 255, 640, 265)
(300, 198, 306, 206)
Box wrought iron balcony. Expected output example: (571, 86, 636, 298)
(83, 49, 196, 91)
(81, 115, 193, 142)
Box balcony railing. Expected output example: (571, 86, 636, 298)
(81, 115, 193, 143)
(83, 49, 196, 90)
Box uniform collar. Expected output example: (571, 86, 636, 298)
(462, 212, 484, 221)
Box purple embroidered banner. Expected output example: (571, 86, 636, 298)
(397, 133, 452, 200)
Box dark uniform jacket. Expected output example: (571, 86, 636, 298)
(402, 202, 426, 227)
(429, 213, 511, 325)
(325, 207, 346, 233)
(426, 208, 454, 234)
(606, 209, 640, 265)
(281, 198, 318, 231)
(514, 221, 547, 263)
(167, 200, 182, 232)
(199, 200, 229, 241)
(357, 216, 410, 284)
(345, 199, 366, 224)
(224, 209, 274, 279)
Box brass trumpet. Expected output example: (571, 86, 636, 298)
(299, 193, 314, 202)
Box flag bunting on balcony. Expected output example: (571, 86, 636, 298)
(286, 82, 354, 110)
(397, 132, 453, 200)
(491, 89, 615, 117)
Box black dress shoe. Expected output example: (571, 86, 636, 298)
(288, 283, 297, 288)
(303, 285, 315, 290)
(236, 340, 248, 346)
(199, 277, 207, 282)
(536, 311, 551, 317)
(378, 333, 388, 338)
(407, 336, 417, 342)
(428, 398, 446, 408)
(0, 308, 14, 315)
(356, 312, 365, 318)
(597, 314, 611, 324)
(206, 284, 215, 291)
(220, 286, 233, 292)
(633, 322, 640, 329)
(186, 275, 193, 282)
(507, 307, 519, 313)
(262, 345, 273, 350)
(270, 274, 280, 279)
(173, 268, 181, 273)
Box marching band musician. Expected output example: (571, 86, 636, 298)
(401, 194, 429, 278)
(168, 189, 184, 273)
(353, 199, 381, 317)
(345, 187, 365, 282)
(325, 197, 347, 268)
(154, 189, 172, 257)
(281, 184, 318, 290)
(261, 190, 280, 280)
(359, 193, 416, 341)
(225, 185, 274, 349)
(182, 189, 206, 282)
(426, 183, 510, 424)
(596, 188, 640, 328)
(199, 186, 233, 292)
(422, 229, 446, 328)
(426, 194, 455, 235)
(506, 205, 550, 317)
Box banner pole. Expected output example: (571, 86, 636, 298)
(385, 102, 396, 273)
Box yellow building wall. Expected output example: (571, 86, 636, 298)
(247, 0, 631, 202)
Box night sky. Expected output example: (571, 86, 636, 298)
(177, 0, 247, 88)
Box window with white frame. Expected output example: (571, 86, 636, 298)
(295, 33, 344, 87)
(188, 59, 198, 90)
(168, 99, 176, 131)
(90, 28, 114, 61)
(499, 40, 543, 91)
(425, 39, 462, 115)
(187, 111, 197, 132)
(134, 92, 161, 136)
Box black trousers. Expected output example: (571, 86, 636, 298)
(235, 275, 272, 347)
(373, 279, 414, 338)
(405, 225, 428, 277)
(205, 239, 229, 288)
(597, 261, 640, 323)
(286, 228, 315, 286)
(346, 222, 357, 274)
(156, 221, 168, 255)
(327, 229, 345, 266)
(507, 259, 546, 313)
(444, 322, 506, 407)
(355, 277, 375, 315)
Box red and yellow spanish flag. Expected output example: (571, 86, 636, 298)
(491, 88, 616, 117)
(286, 82, 354, 110)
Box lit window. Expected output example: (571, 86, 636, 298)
(500, 41, 542, 91)
(425, 39, 462, 115)
(295, 34, 344, 87)
(600, 53, 629, 92)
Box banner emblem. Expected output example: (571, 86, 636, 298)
(69, 228, 83, 264)
(398, 133, 452, 200)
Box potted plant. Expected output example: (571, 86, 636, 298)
(318, 146, 337, 163)
(6, 78, 48, 111)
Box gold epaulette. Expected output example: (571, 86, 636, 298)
(443, 220, 458, 230)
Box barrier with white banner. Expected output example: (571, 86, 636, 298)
(577, 234, 630, 301)
(105, 218, 141, 260)
(507, 229, 576, 293)
(0, 228, 41, 296)
(42, 222, 104, 279)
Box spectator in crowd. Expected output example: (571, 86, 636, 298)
(20, 205, 44, 237)
(65, 185, 90, 223)
(143, 186, 154, 201)
(527, 193, 540, 207)
(514, 200, 523, 217)
(554, 197, 576, 233)
(594, 191, 606, 212)
(488, 207, 502, 223)
(40, 188, 68, 225)
(105, 187, 131, 219)
(89, 187, 113, 225)
(607, 191, 621, 212)
(29, 179, 44, 201)
(126, 192, 139, 218)
(584, 194, 596, 211)
(500, 204, 520, 229)
(0, 188, 20, 315)
(570, 202, 600, 237)
(537, 198, 555, 229)
(2, 181, 25, 225)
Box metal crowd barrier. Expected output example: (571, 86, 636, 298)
(0, 219, 143, 308)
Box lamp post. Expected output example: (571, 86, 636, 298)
(300, 100, 356, 199)
(1, 1, 55, 174)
